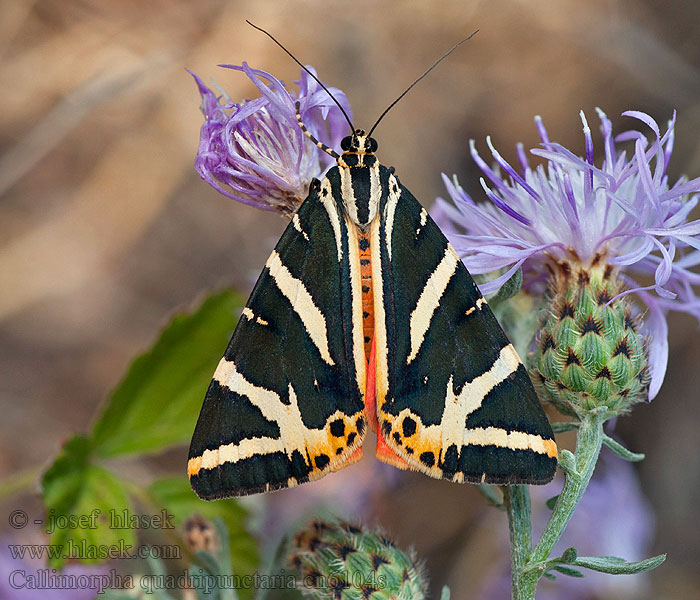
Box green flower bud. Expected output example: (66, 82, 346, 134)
(531, 262, 649, 417)
(289, 520, 428, 600)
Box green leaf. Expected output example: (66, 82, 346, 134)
(545, 495, 559, 510)
(551, 421, 580, 434)
(260, 534, 304, 600)
(189, 520, 237, 600)
(561, 546, 578, 563)
(101, 593, 144, 600)
(141, 555, 178, 600)
(103, 554, 178, 600)
(91, 289, 243, 457)
(476, 483, 504, 509)
(557, 449, 579, 479)
(602, 433, 645, 462)
(571, 554, 666, 575)
(148, 477, 258, 600)
(41, 435, 135, 568)
(488, 267, 523, 308)
(552, 565, 584, 578)
(440, 585, 452, 600)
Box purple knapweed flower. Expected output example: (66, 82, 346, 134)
(190, 63, 352, 215)
(435, 110, 700, 399)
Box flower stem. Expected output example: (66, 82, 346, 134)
(504, 485, 532, 598)
(515, 411, 605, 598)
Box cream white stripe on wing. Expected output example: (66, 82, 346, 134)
(415, 207, 428, 236)
(338, 166, 359, 224)
(241, 307, 268, 326)
(190, 361, 347, 471)
(460, 427, 552, 454)
(438, 344, 521, 449)
(319, 179, 343, 261)
(346, 219, 366, 396)
(212, 361, 338, 451)
(384, 175, 400, 261)
(198, 436, 284, 470)
(292, 213, 309, 241)
(367, 164, 381, 224)
(465, 297, 487, 316)
(406, 247, 459, 363)
(414, 422, 554, 456)
(461, 343, 521, 410)
(266, 251, 335, 365)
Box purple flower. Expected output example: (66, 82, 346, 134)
(435, 110, 700, 398)
(190, 63, 352, 215)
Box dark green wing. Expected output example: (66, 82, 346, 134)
(189, 177, 366, 499)
(372, 173, 557, 485)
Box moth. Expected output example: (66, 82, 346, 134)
(188, 28, 557, 500)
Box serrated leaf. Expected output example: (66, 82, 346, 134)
(572, 554, 666, 575)
(148, 477, 257, 600)
(41, 435, 135, 568)
(91, 289, 243, 457)
(552, 565, 584, 577)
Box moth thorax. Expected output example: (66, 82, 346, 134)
(341, 165, 380, 228)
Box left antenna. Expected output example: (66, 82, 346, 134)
(246, 21, 355, 133)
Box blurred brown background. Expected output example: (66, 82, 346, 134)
(1, 0, 699, 598)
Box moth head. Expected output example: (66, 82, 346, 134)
(341, 129, 378, 155)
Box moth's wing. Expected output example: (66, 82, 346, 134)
(188, 180, 367, 499)
(372, 176, 557, 485)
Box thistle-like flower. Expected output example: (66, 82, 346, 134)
(435, 110, 700, 409)
(290, 519, 428, 600)
(190, 63, 351, 215)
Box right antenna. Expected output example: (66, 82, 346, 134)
(368, 30, 479, 137)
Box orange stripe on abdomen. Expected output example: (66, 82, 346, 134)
(358, 230, 374, 360)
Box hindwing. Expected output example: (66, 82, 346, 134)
(372, 176, 557, 485)
(188, 179, 367, 499)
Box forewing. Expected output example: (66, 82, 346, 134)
(188, 181, 366, 499)
(372, 176, 557, 485)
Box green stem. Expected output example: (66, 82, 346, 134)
(0, 466, 42, 500)
(518, 411, 605, 597)
(504, 485, 532, 599)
